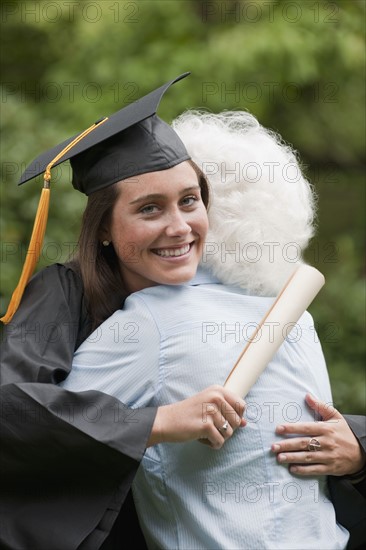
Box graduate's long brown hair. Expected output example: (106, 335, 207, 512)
(73, 160, 210, 331)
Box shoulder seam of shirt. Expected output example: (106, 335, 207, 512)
(129, 293, 163, 341)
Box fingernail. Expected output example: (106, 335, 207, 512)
(290, 466, 298, 473)
(277, 454, 286, 463)
(307, 393, 319, 403)
(272, 444, 280, 452)
(276, 425, 285, 433)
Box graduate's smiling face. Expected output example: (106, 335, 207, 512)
(107, 161, 209, 293)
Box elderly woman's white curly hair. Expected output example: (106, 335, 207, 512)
(173, 110, 317, 296)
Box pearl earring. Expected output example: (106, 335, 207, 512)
(102, 240, 110, 247)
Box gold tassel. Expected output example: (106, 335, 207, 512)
(0, 182, 50, 324)
(1, 117, 108, 324)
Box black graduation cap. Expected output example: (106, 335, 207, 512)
(1, 72, 191, 324)
(19, 71, 191, 195)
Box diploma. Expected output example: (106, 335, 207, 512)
(224, 264, 325, 398)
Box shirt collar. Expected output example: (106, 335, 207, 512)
(187, 265, 221, 286)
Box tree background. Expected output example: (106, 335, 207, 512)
(1, 0, 365, 412)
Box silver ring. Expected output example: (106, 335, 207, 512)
(307, 437, 321, 452)
(219, 420, 229, 432)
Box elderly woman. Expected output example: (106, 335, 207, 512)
(60, 110, 365, 549)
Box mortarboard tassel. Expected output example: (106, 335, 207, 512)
(0, 180, 50, 324)
(1, 118, 108, 324)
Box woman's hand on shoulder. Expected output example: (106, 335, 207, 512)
(148, 385, 246, 450)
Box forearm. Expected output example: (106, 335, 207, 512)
(147, 385, 246, 449)
(1, 383, 157, 467)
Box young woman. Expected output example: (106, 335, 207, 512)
(0, 74, 245, 550)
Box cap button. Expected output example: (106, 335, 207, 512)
(94, 117, 107, 125)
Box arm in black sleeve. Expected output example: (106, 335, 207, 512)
(342, 415, 366, 494)
(0, 264, 157, 550)
(328, 414, 366, 550)
(344, 415, 366, 456)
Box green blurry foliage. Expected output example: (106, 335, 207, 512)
(0, 0, 365, 412)
(306, 233, 365, 414)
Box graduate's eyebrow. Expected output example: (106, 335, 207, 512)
(129, 185, 201, 205)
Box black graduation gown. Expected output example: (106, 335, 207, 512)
(0, 263, 156, 549)
(328, 415, 366, 550)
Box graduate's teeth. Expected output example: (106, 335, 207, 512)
(154, 244, 190, 257)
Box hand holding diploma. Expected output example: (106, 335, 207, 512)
(224, 264, 325, 398)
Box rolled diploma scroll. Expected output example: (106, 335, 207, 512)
(224, 264, 325, 398)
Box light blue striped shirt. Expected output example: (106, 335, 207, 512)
(60, 269, 349, 549)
